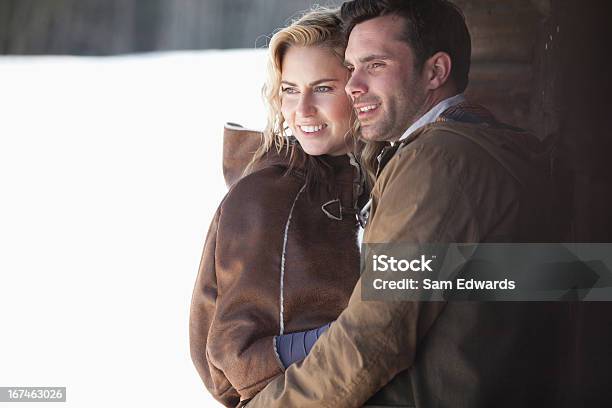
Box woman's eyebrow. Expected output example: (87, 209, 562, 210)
(281, 78, 338, 87)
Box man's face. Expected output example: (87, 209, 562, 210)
(344, 15, 428, 142)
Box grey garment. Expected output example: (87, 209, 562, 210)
(274, 322, 332, 368)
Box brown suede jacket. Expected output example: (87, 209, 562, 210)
(189, 125, 366, 407)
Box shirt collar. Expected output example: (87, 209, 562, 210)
(397, 93, 465, 142)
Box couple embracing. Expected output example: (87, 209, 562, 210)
(190, 1, 562, 407)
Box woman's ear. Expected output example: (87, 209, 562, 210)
(424, 52, 452, 91)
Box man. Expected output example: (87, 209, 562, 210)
(247, 0, 584, 407)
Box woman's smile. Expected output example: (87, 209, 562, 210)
(297, 123, 328, 134)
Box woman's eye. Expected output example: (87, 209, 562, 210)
(282, 87, 298, 94)
(314, 86, 333, 93)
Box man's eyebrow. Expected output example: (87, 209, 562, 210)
(281, 78, 338, 87)
(344, 54, 391, 66)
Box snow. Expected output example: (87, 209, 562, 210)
(0, 49, 268, 407)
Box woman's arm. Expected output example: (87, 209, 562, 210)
(190, 207, 243, 407)
(191, 169, 302, 404)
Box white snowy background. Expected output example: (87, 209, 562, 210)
(0, 49, 268, 407)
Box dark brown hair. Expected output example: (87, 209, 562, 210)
(340, 0, 471, 93)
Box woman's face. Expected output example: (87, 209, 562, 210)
(280, 45, 353, 156)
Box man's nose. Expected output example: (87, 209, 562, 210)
(296, 92, 316, 117)
(345, 71, 367, 99)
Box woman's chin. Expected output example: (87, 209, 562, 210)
(302, 144, 350, 157)
(300, 144, 327, 156)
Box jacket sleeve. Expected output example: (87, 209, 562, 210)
(245, 138, 481, 407)
(190, 180, 287, 406)
(189, 207, 241, 407)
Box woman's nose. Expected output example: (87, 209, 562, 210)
(296, 92, 316, 117)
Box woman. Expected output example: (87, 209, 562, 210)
(189, 7, 368, 407)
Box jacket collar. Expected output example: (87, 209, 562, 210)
(383, 96, 510, 153)
(264, 147, 366, 222)
(397, 93, 466, 142)
(362, 100, 504, 225)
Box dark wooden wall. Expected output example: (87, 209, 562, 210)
(456, 0, 541, 129)
(530, 0, 612, 241)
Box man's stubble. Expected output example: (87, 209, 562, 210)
(359, 70, 427, 143)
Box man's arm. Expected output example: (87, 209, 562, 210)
(246, 136, 481, 407)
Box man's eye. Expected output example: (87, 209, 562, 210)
(371, 62, 385, 69)
(314, 86, 332, 93)
(281, 87, 298, 94)
(346, 66, 355, 73)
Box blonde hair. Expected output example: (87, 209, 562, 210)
(245, 7, 354, 179)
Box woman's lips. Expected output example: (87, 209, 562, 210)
(297, 123, 328, 135)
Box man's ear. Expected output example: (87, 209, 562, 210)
(424, 52, 452, 90)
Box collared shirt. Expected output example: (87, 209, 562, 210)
(397, 93, 465, 142)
